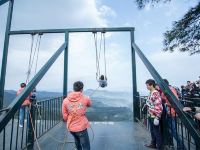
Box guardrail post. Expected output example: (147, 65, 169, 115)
(27, 96, 36, 150)
(130, 30, 140, 121)
(63, 32, 69, 98)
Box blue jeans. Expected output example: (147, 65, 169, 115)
(70, 129, 90, 150)
(19, 106, 29, 126)
(149, 118, 162, 150)
(167, 116, 185, 150)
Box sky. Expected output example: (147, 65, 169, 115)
(0, 0, 199, 94)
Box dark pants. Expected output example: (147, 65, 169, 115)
(149, 118, 162, 150)
(167, 116, 185, 150)
(70, 129, 90, 150)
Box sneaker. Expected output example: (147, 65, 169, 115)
(19, 124, 23, 128)
(144, 143, 157, 149)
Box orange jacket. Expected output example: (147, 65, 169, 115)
(16, 88, 31, 106)
(161, 86, 178, 117)
(62, 92, 91, 132)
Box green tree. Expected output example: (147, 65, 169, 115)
(135, 0, 200, 55)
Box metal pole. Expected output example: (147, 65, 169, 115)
(130, 30, 139, 121)
(9, 27, 135, 35)
(0, 0, 14, 109)
(63, 32, 69, 97)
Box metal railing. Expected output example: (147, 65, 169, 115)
(33, 97, 63, 139)
(0, 96, 63, 150)
(132, 42, 200, 147)
(137, 96, 200, 150)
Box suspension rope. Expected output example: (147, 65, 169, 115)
(28, 105, 41, 150)
(27, 89, 97, 150)
(98, 32, 103, 69)
(34, 34, 42, 75)
(26, 33, 42, 84)
(29, 34, 40, 74)
(93, 33, 100, 80)
(30, 103, 74, 150)
(26, 34, 35, 84)
(34, 101, 94, 149)
(93, 32, 107, 81)
(103, 32, 107, 78)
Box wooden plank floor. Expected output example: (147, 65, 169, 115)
(35, 122, 151, 150)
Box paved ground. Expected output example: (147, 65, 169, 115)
(35, 121, 151, 150)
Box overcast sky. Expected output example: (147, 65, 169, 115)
(0, 0, 199, 94)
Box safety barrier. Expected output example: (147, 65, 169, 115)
(137, 96, 200, 150)
(0, 96, 63, 150)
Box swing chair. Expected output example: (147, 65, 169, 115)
(93, 32, 108, 88)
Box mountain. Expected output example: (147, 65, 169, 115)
(4, 90, 16, 106)
(3, 89, 133, 121)
(4, 89, 132, 108)
(3, 90, 62, 107)
(84, 89, 133, 109)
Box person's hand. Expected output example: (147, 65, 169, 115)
(194, 113, 200, 120)
(183, 107, 192, 112)
(154, 117, 159, 126)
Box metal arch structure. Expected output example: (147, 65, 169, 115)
(0, 27, 138, 112)
(0, 0, 138, 119)
(0, 0, 200, 148)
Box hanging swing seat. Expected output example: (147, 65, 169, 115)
(93, 32, 108, 88)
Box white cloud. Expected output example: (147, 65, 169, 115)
(144, 3, 151, 12)
(99, 5, 117, 18)
(1, 0, 127, 92)
(164, 4, 178, 17)
(141, 50, 200, 87)
(1, 0, 199, 95)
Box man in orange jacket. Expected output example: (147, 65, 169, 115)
(17, 83, 31, 127)
(62, 81, 91, 150)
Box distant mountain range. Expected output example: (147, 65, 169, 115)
(4, 89, 133, 108)
(4, 89, 133, 121)
(4, 90, 62, 107)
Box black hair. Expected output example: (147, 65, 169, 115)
(20, 83, 26, 88)
(100, 75, 104, 80)
(145, 79, 156, 88)
(73, 81, 84, 92)
(163, 79, 169, 86)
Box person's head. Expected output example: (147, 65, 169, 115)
(145, 79, 156, 91)
(73, 81, 84, 92)
(181, 85, 185, 89)
(187, 81, 191, 85)
(100, 75, 104, 80)
(20, 83, 26, 88)
(163, 79, 169, 86)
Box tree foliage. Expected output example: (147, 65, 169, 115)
(135, 0, 200, 55)
(135, 0, 171, 9)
